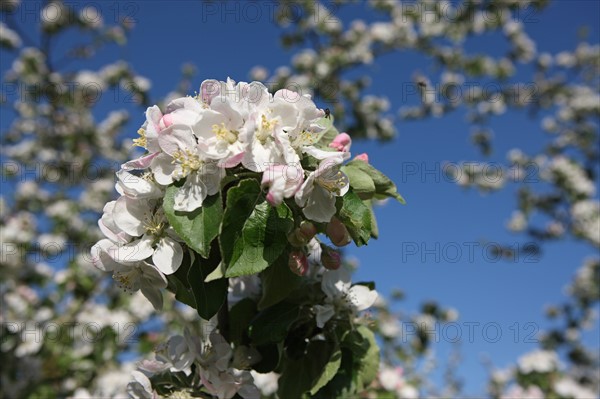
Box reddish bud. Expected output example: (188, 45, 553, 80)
(289, 251, 309, 276)
(287, 231, 304, 247)
(321, 247, 341, 270)
(326, 216, 351, 247)
(288, 221, 317, 247)
(354, 153, 369, 163)
(297, 221, 317, 241)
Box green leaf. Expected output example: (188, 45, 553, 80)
(336, 191, 373, 246)
(313, 348, 356, 399)
(229, 298, 257, 345)
(366, 200, 379, 239)
(220, 179, 263, 267)
(163, 186, 224, 258)
(258, 250, 301, 310)
(343, 326, 380, 390)
(204, 262, 226, 282)
(278, 340, 337, 399)
(253, 343, 281, 373)
(344, 159, 405, 203)
(341, 163, 376, 200)
(310, 347, 342, 395)
(341, 162, 375, 200)
(188, 245, 228, 320)
(248, 301, 300, 346)
(167, 250, 196, 308)
(222, 180, 294, 277)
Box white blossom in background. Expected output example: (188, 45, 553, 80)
(500, 384, 544, 399)
(566, 257, 600, 301)
(571, 200, 600, 246)
(554, 377, 599, 399)
(0, 22, 21, 48)
(377, 365, 419, 399)
(547, 156, 596, 198)
(228, 276, 262, 306)
(517, 349, 560, 374)
(507, 211, 527, 232)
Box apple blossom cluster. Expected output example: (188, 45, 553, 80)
(91, 78, 401, 310)
(89, 78, 402, 398)
(127, 327, 260, 399)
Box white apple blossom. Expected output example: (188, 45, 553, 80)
(91, 239, 168, 310)
(295, 147, 350, 222)
(200, 367, 260, 399)
(115, 170, 163, 200)
(126, 371, 157, 399)
(250, 371, 279, 396)
(261, 163, 304, 206)
(111, 261, 168, 311)
(110, 196, 184, 274)
(152, 124, 225, 212)
(314, 267, 378, 328)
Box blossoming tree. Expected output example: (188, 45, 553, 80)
(1, 0, 598, 398)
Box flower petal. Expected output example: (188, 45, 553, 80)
(150, 153, 177, 185)
(348, 285, 378, 312)
(173, 173, 207, 212)
(301, 184, 337, 223)
(90, 239, 120, 272)
(121, 152, 159, 171)
(116, 170, 162, 199)
(314, 304, 335, 328)
(158, 124, 197, 157)
(113, 196, 149, 237)
(110, 235, 154, 263)
(321, 268, 351, 299)
(152, 236, 183, 275)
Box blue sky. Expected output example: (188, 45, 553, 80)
(2, 0, 599, 395)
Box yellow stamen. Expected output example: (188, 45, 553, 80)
(317, 170, 348, 195)
(172, 149, 202, 177)
(256, 114, 278, 143)
(113, 270, 135, 292)
(141, 171, 155, 183)
(297, 128, 319, 145)
(132, 128, 147, 148)
(212, 123, 238, 144)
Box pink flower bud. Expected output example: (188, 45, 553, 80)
(266, 191, 277, 206)
(354, 153, 369, 163)
(326, 217, 351, 247)
(328, 132, 352, 152)
(289, 251, 309, 276)
(159, 114, 174, 130)
(321, 247, 341, 270)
